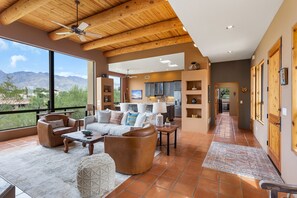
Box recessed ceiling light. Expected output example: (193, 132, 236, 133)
(160, 59, 171, 64)
(227, 50, 232, 54)
(226, 25, 234, 30)
(168, 64, 178, 67)
(193, 43, 197, 48)
(183, 26, 187, 32)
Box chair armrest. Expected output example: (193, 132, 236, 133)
(68, 118, 78, 128)
(84, 116, 95, 127)
(37, 120, 53, 133)
(260, 180, 297, 194)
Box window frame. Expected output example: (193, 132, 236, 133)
(255, 60, 264, 124)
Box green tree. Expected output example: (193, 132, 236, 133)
(55, 85, 87, 119)
(0, 76, 25, 111)
(28, 88, 49, 109)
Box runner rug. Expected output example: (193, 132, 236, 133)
(202, 141, 283, 183)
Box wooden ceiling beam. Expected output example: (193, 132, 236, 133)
(103, 35, 192, 57)
(49, 0, 167, 41)
(0, 0, 52, 25)
(82, 18, 182, 51)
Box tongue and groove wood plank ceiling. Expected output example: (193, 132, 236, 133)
(0, 0, 192, 57)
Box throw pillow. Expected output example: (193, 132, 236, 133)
(121, 112, 128, 125)
(48, 119, 64, 129)
(125, 112, 139, 126)
(110, 111, 123, 125)
(97, 110, 111, 123)
(134, 113, 147, 127)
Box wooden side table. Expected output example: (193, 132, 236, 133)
(78, 118, 84, 130)
(155, 125, 178, 155)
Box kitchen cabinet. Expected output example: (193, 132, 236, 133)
(145, 82, 155, 97)
(164, 82, 174, 96)
(154, 82, 163, 96)
(174, 80, 181, 91)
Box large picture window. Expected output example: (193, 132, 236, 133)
(54, 52, 88, 119)
(109, 75, 121, 104)
(0, 38, 92, 131)
(0, 38, 49, 130)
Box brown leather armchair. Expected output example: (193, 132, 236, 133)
(104, 125, 158, 175)
(37, 114, 78, 148)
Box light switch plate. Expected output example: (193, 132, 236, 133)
(282, 108, 287, 116)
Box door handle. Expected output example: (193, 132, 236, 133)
(274, 122, 281, 126)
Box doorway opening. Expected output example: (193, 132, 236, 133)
(214, 82, 239, 126)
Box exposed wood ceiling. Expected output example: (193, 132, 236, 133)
(0, 0, 192, 57)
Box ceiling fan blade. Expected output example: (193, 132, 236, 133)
(85, 32, 102, 38)
(56, 32, 74, 35)
(78, 35, 87, 42)
(51, 20, 71, 30)
(78, 22, 89, 31)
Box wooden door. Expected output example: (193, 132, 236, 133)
(268, 38, 282, 171)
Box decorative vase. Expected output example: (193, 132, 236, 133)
(189, 62, 200, 70)
(165, 122, 171, 127)
(191, 98, 197, 104)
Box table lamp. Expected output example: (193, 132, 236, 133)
(152, 101, 167, 127)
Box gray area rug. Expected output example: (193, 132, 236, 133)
(0, 142, 131, 198)
(202, 142, 283, 183)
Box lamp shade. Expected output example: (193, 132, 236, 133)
(152, 102, 167, 114)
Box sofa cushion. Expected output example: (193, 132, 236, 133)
(48, 119, 64, 129)
(97, 110, 111, 123)
(126, 112, 139, 126)
(85, 122, 132, 136)
(110, 111, 123, 125)
(134, 113, 146, 127)
(85, 123, 111, 135)
(108, 125, 133, 136)
(121, 112, 128, 125)
(53, 127, 75, 135)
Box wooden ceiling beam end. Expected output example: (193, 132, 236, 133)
(103, 35, 192, 57)
(0, 0, 52, 25)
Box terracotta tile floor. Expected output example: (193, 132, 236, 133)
(0, 114, 289, 198)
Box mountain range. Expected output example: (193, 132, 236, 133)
(0, 70, 87, 91)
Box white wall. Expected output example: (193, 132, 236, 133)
(252, 0, 297, 184)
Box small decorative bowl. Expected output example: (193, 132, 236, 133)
(81, 130, 92, 136)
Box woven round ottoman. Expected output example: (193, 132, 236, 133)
(77, 153, 115, 197)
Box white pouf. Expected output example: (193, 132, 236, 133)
(77, 153, 115, 198)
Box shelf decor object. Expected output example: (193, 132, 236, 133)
(153, 101, 167, 127)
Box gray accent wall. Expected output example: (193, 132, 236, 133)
(211, 59, 251, 129)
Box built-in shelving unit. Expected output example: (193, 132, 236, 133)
(182, 70, 210, 133)
(97, 77, 114, 110)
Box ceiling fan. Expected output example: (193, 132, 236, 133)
(122, 69, 137, 79)
(51, 0, 102, 42)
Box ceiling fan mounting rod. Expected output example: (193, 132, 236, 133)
(75, 0, 80, 27)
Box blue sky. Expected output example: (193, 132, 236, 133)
(0, 38, 88, 79)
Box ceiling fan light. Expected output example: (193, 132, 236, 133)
(226, 25, 235, 30)
(168, 64, 178, 67)
(160, 60, 171, 64)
